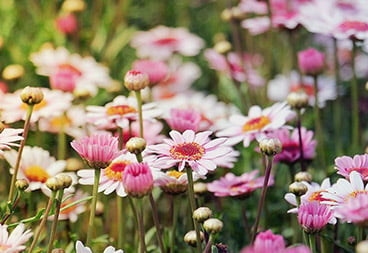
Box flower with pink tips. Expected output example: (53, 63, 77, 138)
(76, 240, 124, 253)
(132, 59, 168, 85)
(334, 154, 368, 181)
(334, 192, 368, 226)
(217, 102, 294, 147)
(153, 169, 199, 194)
(0, 223, 33, 253)
(71, 133, 122, 170)
(207, 170, 274, 198)
(166, 108, 201, 132)
(0, 128, 23, 155)
(148, 130, 231, 176)
(122, 162, 154, 198)
(297, 201, 334, 233)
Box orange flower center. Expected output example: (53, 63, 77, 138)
(50, 115, 72, 128)
(170, 142, 205, 161)
(0, 245, 10, 250)
(290, 84, 315, 96)
(20, 99, 48, 111)
(346, 190, 368, 200)
(106, 105, 137, 116)
(24, 165, 50, 183)
(167, 170, 184, 179)
(58, 64, 82, 76)
(308, 190, 331, 202)
(105, 160, 132, 181)
(154, 37, 178, 46)
(242, 116, 270, 132)
(60, 198, 77, 214)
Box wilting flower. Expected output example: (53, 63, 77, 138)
(207, 170, 274, 198)
(217, 102, 293, 147)
(148, 130, 231, 176)
(0, 223, 33, 253)
(0, 128, 23, 155)
(334, 154, 368, 181)
(297, 201, 334, 233)
(4, 146, 66, 191)
(75, 240, 124, 253)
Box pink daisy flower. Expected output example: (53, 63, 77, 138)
(166, 108, 201, 132)
(217, 102, 294, 147)
(148, 130, 231, 176)
(122, 162, 154, 198)
(132, 59, 169, 85)
(0, 88, 73, 124)
(71, 133, 122, 170)
(0, 223, 33, 253)
(207, 170, 274, 198)
(153, 169, 200, 194)
(334, 192, 368, 225)
(130, 26, 204, 60)
(0, 128, 23, 155)
(297, 201, 334, 233)
(334, 154, 368, 180)
(78, 152, 137, 197)
(76, 240, 124, 253)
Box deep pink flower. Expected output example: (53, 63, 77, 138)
(240, 230, 285, 253)
(55, 13, 78, 35)
(122, 162, 154, 198)
(297, 201, 333, 233)
(207, 171, 273, 198)
(166, 108, 201, 132)
(334, 154, 368, 181)
(71, 133, 122, 169)
(132, 59, 168, 85)
(298, 48, 325, 76)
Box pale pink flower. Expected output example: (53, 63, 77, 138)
(30, 47, 112, 95)
(334, 154, 368, 180)
(76, 240, 124, 253)
(297, 201, 334, 233)
(71, 133, 122, 169)
(0, 88, 73, 124)
(0, 223, 33, 253)
(241, 17, 271, 35)
(55, 13, 77, 35)
(334, 192, 368, 225)
(148, 130, 231, 176)
(207, 171, 274, 198)
(122, 162, 154, 198)
(78, 152, 137, 197)
(4, 146, 66, 191)
(217, 102, 294, 147)
(0, 128, 23, 155)
(298, 48, 325, 76)
(153, 169, 199, 194)
(166, 108, 201, 132)
(130, 26, 204, 60)
(238, 0, 267, 15)
(132, 59, 168, 85)
(86, 95, 161, 130)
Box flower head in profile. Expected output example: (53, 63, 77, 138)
(154, 169, 200, 194)
(71, 133, 122, 169)
(0, 223, 33, 253)
(298, 48, 325, 76)
(122, 162, 154, 198)
(0, 128, 23, 155)
(297, 201, 334, 233)
(76, 240, 123, 253)
(148, 130, 231, 176)
(334, 154, 368, 181)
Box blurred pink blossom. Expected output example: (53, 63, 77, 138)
(132, 59, 168, 85)
(298, 48, 325, 76)
(55, 13, 78, 35)
(166, 108, 201, 132)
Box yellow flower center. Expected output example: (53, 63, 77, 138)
(170, 142, 205, 161)
(242, 116, 270, 132)
(106, 105, 136, 116)
(20, 99, 48, 111)
(105, 160, 132, 181)
(167, 170, 184, 179)
(24, 165, 50, 183)
(308, 190, 331, 203)
(50, 115, 72, 128)
(346, 190, 368, 200)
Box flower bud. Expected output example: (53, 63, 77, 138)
(221, 9, 232, 22)
(231, 7, 246, 20)
(56, 174, 73, 189)
(193, 207, 212, 223)
(2, 64, 24, 80)
(95, 201, 105, 216)
(203, 218, 223, 234)
(122, 163, 153, 198)
(124, 70, 149, 91)
(73, 88, 91, 100)
(62, 0, 86, 12)
(214, 41, 232, 54)
(193, 182, 207, 194)
(289, 182, 308, 196)
(46, 177, 63, 191)
(184, 230, 204, 247)
(20, 86, 44, 105)
(52, 249, 65, 253)
(294, 171, 312, 183)
(298, 48, 325, 76)
(15, 179, 29, 191)
(357, 240, 368, 253)
(287, 92, 309, 110)
(126, 137, 147, 155)
(259, 138, 282, 156)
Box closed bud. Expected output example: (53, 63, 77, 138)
(126, 137, 146, 155)
(2, 64, 24, 80)
(56, 174, 73, 188)
(203, 218, 223, 234)
(95, 201, 104, 216)
(289, 182, 308, 196)
(66, 158, 84, 171)
(193, 182, 207, 194)
(214, 41, 232, 55)
(20, 86, 44, 105)
(62, 0, 86, 12)
(193, 207, 212, 223)
(124, 70, 149, 91)
(221, 9, 232, 22)
(46, 177, 63, 191)
(294, 171, 312, 183)
(357, 240, 368, 253)
(259, 138, 282, 156)
(52, 249, 65, 253)
(184, 230, 204, 247)
(287, 92, 309, 110)
(15, 179, 29, 191)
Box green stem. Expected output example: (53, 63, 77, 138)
(28, 191, 56, 253)
(251, 156, 273, 244)
(136, 199, 147, 253)
(8, 105, 34, 203)
(357, 226, 364, 243)
(186, 167, 202, 253)
(57, 114, 66, 160)
(308, 233, 317, 253)
(86, 169, 101, 246)
(117, 196, 124, 249)
(333, 39, 343, 155)
(351, 40, 360, 153)
(1, 193, 21, 225)
(148, 193, 165, 253)
(47, 189, 64, 253)
(296, 110, 306, 171)
(320, 233, 330, 253)
(241, 201, 251, 242)
(171, 196, 179, 253)
(135, 90, 144, 138)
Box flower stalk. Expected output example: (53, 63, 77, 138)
(47, 188, 65, 253)
(86, 168, 101, 246)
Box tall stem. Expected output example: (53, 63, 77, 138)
(351, 40, 360, 153)
(86, 169, 101, 246)
(57, 114, 66, 160)
(136, 199, 147, 253)
(47, 189, 64, 253)
(28, 191, 56, 253)
(296, 110, 306, 171)
(135, 90, 144, 138)
(308, 233, 317, 253)
(148, 194, 165, 253)
(251, 156, 273, 244)
(8, 105, 34, 203)
(186, 167, 202, 253)
(117, 196, 124, 248)
(241, 201, 251, 242)
(171, 196, 179, 253)
(333, 39, 343, 155)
